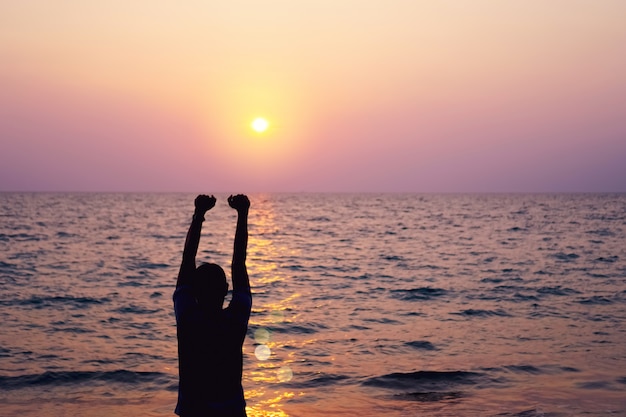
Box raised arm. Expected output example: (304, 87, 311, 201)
(177, 194, 216, 287)
(228, 194, 250, 293)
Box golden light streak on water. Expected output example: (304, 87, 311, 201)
(248, 196, 291, 286)
(246, 391, 297, 417)
(259, 292, 301, 323)
(245, 196, 302, 413)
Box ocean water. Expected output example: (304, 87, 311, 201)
(0, 193, 625, 417)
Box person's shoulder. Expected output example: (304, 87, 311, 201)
(173, 284, 194, 306)
(174, 283, 192, 296)
(227, 289, 252, 315)
(232, 289, 252, 303)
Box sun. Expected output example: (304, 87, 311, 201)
(251, 117, 269, 133)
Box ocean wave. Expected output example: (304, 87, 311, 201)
(481, 277, 505, 283)
(381, 254, 404, 261)
(512, 293, 540, 302)
(284, 373, 350, 389)
(0, 295, 111, 309)
(450, 309, 512, 318)
(0, 370, 176, 391)
(364, 317, 402, 325)
(594, 256, 619, 263)
(577, 296, 614, 305)
(587, 272, 610, 278)
(51, 326, 95, 334)
(392, 391, 464, 402)
(491, 364, 580, 375)
(550, 252, 580, 262)
(342, 324, 371, 331)
(362, 370, 491, 391)
(492, 285, 527, 293)
(267, 323, 325, 335)
(307, 216, 332, 222)
(128, 262, 171, 270)
(504, 365, 543, 374)
(390, 287, 448, 301)
(586, 228, 616, 237)
(404, 340, 437, 351)
(0, 261, 17, 269)
(112, 305, 162, 315)
(117, 280, 145, 287)
(536, 286, 581, 296)
(417, 264, 444, 270)
(493, 409, 567, 417)
(55, 231, 78, 238)
(576, 380, 613, 390)
(0, 233, 48, 242)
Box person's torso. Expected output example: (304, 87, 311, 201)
(178, 306, 247, 401)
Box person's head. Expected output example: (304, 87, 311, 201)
(193, 263, 228, 309)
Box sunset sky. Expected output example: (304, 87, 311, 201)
(1, 1, 625, 192)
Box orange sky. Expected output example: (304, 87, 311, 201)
(1, 1, 625, 191)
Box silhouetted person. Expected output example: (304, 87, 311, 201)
(174, 194, 251, 417)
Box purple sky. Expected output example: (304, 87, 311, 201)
(1, 1, 625, 192)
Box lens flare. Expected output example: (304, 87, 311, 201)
(276, 366, 293, 383)
(254, 328, 271, 344)
(255, 344, 271, 361)
(270, 310, 285, 323)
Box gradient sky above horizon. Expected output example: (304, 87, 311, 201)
(1, 1, 625, 192)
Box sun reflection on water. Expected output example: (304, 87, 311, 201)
(246, 390, 297, 417)
(246, 197, 303, 416)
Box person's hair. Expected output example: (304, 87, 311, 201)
(193, 263, 228, 306)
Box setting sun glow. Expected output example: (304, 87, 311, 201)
(251, 117, 269, 133)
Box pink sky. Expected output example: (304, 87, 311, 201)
(1, 1, 625, 192)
